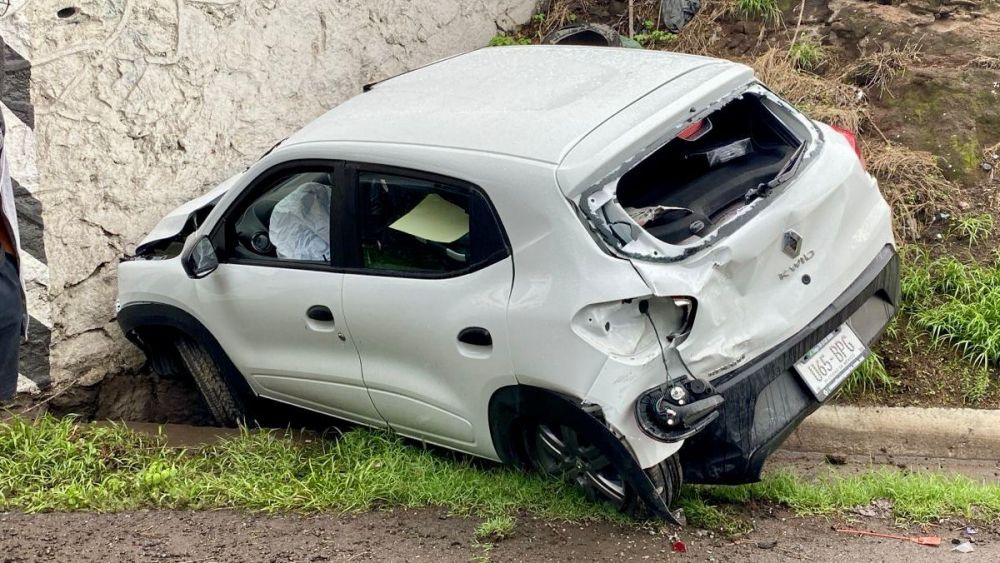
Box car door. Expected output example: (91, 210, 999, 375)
(340, 165, 516, 454)
(195, 160, 384, 427)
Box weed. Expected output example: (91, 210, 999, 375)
(788, 42, 823, 72)
(844, 42, 921, 96)
(960, 365, 993, 404)
(949, 213, 995, 247)
(900, 249, 1000, 367)
(632, 18, 677, 47)
(840, 353, 895, 397)
(488, 33, 531, 47)
(730, 0, 782, 25)
(475, 514, 516, 542)
(865, 143, 958, 240)
(531, 12, 546, 25)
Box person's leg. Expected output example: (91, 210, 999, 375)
(0, 252, 20, 400)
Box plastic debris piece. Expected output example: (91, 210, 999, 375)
(952, 542, 976, 553)
(671, 540, 687, 553)
(756, 540, 778, 550)
(965, 526, 979, 536)
(835, 528, 941, 547)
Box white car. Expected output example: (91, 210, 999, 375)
(117, 46, 899, 520)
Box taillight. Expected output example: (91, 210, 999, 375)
(829, 124, 864, 167)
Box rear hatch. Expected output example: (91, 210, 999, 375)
(572, 86, 895, 380)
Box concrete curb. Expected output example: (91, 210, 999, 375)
(783, 405, 1000, 461)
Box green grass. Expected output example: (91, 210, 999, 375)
(634, 19, 677, 47)
(697, 469, 1000, 522)
(789, 42, 824, 72)
(949, 213, 995, 247)
(840, 353, 895, 397)
(475, 514, 516, 542)
(488, 33, 532, 47)
(5, 416, 1000, 530)
(0, 416, 613, 519)
(731, 0, 782, 24)
(900, 247, 1000, 367)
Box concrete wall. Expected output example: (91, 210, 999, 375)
(2, 0, 535, 401)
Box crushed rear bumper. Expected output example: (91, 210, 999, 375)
(679, 244, 899, 484)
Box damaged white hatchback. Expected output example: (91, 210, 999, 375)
(117, 46, 899, 521)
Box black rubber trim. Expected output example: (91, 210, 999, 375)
(679, 244, 899, 484)
(117, 302, 255, 400)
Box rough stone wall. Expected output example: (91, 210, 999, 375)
(2, 0, 534, 402)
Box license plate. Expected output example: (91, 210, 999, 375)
(794, 324, 867, 401)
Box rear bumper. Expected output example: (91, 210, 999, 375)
(679, 244, 899, 484)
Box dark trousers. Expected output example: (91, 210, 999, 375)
(0, 251, 20, 400)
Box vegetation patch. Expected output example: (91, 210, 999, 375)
(5, 417, 1000, 532)
(900, 248, 1000, 367)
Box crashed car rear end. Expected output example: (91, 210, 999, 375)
(563, 59, 898, 486)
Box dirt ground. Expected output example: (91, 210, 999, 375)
(0, 507, 991, 562)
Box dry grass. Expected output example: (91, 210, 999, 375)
(866, 143, 958, 240)
(843, 42, 921, 96)
(751, 48, 864, 131)
(967, 56, 1000, 70)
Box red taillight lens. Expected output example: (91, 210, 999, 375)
(829, 124, 864, 167)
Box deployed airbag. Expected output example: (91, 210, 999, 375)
(269, 182, 332, 262)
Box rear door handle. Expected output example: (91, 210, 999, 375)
(458, 327, 492, 347)
(306, 305, 334, 323)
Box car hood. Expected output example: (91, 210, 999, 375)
(137, 172, 242, 248)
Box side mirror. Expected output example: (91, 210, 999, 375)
(181, 234, 219, 279)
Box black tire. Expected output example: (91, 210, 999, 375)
(174, 337, 245, 426)
(522, 418, 682, 518)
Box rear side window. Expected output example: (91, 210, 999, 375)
(357, 172, 507, 276)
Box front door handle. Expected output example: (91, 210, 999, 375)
(306, 305, 334, 323)
(458, 327, 492, 347)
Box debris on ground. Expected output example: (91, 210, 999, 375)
(952, 541, 976, 553)
(835, 528, 941, 547)
(825, 453, 848, 465)
(670, 536, 688, 553)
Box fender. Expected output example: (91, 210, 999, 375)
(117, 302, 255, 400)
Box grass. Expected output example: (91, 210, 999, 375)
(900, 247, 1000, 367)
(788, 42, 824, 72)
(840, 353, 895, 397)
(844, 42, 921, 96)
(5, 416, 1000, 531)
(488, 33, 531, 47)
(475, 514, 517, 541)
(730, 0, 782, 25)
(0, 416, 614, 519)
(634, 19, 677, 47)
(949, 213, 995, 247)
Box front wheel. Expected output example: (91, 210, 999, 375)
(524, 419, 682, 518)
(174, 338, 246, 427)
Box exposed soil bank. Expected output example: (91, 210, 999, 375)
(0, 508, 993, 562)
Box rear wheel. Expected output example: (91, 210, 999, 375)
(524, 419, 682, 517)
(174, 338, 245, 426)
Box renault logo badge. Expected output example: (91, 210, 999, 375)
(782, 230, 803, 258)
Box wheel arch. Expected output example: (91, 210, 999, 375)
(487, 384, 677, 522)
(117, 302, 255, 399)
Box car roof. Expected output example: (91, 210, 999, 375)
(284, 46, 737, 165)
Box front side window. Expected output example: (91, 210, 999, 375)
(357, 172, 506, 275)
(230, 169, 340, 265)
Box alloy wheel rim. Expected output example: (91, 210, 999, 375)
(532, 422, 627, 507)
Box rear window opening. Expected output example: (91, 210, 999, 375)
(616, 93, 804, 245)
